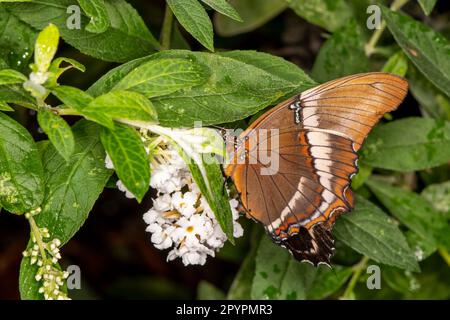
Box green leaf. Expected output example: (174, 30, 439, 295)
(201, 0, 242, 22)
(214, 0, 287, 37)
(77, 0, 110, 33)
(83, 90, 158, 129)
(0, 69, 27, 85)
(0, 84, 35, 107)
(408, 64, 450, 120)
(88, 50, 316, 127)
(286, 0, 353, 32)
(19, 258, 66, 300)
(35, 120, 112, 243)
(382, 51, 408, 77)
(405, 231, 437, 262)
(306, 266, 353, 300)
(0, 101, 14, 111)
(4, 0, 159, 63)
(361, 117, 450, 171)
(100, 124, 149, 202)
(34, 23, 59, 73)
(0, 112, 44, 214)
(87, 56, 152, 97)
(167, 0, 214, 51)
(312, 20, 370, 82)
(37, 108, 75, 162)
(47, 57, 86, 88)
(227, 244, 257, 299)
(417, 0, 437, 15)
(113, 58, 208, 98)
(0, 9, 36, 72)
(19, 120, 111, 300)
(152, 50, 316, 126)
(421, 181, 450, 218)
(197, 281, 226, 300)
(382, 7, 450, 98)
(333, 195, 419, 272)
(251, 237, 350, 299)
(367, 178, 450, 250)
(191, 154, 235, 242)
(52, 85, 93, 111)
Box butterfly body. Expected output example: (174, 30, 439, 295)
(225, 72, 408, 265)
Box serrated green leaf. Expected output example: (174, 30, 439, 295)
(214, 0, 287, 37)
(201, 0, 242, 22)
(88, 50, 316, 127)
(4, 0, 159, 63)
(382, 7, 450, 98)
(34, 23, 59, 73)
(417, 0, 437, 15)
(113, 58, 208, 98)
(35, 120, 111, 243)
(312, 20, 370, 82)
(100, 124, 149, 202)
(0, 112, 44, 214)
(37, 108, 74, 162)
(77, 0, 110, 33)
(83, 90, 158, 129)
(0, 69, 27, 85)
(362, 117, 450, 171)
(167, 0, 214, 51)
(286, 0, 353, 32)
(367, 178, 450, 250)
(382, 51, 408, 77)
(333, 195, 419, 272)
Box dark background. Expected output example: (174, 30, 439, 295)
(0, 0, 448, 299)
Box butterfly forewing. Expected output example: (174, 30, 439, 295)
(226, 72, 408, 265)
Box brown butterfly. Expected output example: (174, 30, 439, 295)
(225, 72, 408, 266)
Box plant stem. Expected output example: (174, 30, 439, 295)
(27, 215, 47, 261)
(56, 108, 81, 116)
(439, 248, 450, 267)
(160, 4, 174, 51)
(365, 0, 410, 57)
(341, 256, 370, 299)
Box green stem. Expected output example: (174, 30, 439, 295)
(160, 4, 174, 51)
(27, 215, 47, 261)
(365, 0, 410, 57)
(56, 108, 81, 116)
(439, 248, 450, 267)
(341, 256, 370, 299)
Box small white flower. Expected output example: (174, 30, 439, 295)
(105, 154, 114, 170)
(116, 180, 136, 199)
(171, 191, 197, 218)
(152, 194, 172, 212)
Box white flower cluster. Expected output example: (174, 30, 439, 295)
(23, 209, 70, 300)
(105, 135, 244, 266)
